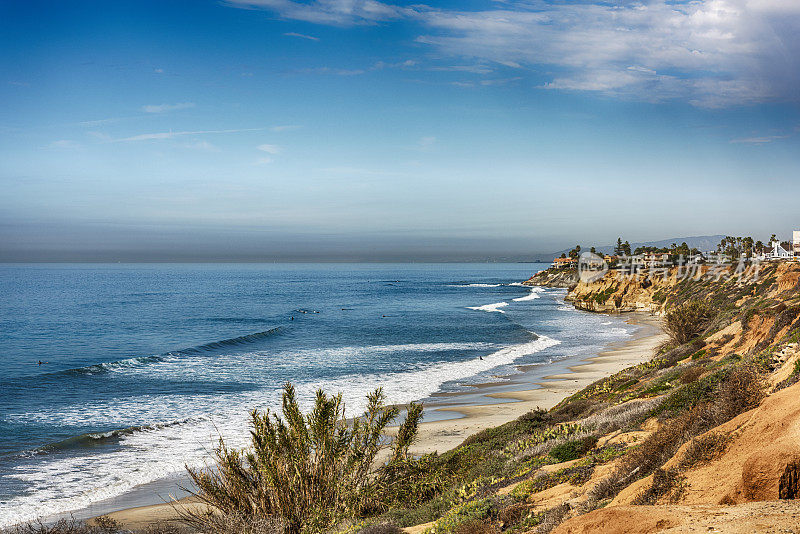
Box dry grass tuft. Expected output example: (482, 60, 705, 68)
(632, 468, 685, 505)
(356, 524, 404, 534)
(1, 517, 122, 534)
(451, 519, 499, 534)
(678, 432, 730, 470)
(535, 503, 571, 534)
(679, 366, 704, 384)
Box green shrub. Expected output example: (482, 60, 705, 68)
(186, 383, 423, 534)
(549, 437, 597, 462)
(664, 300, 715, 345)
(427, 499, 495, 534)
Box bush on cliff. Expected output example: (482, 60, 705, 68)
(664, 300, 714, 345)
(185, 383, 423, 534)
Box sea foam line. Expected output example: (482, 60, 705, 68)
(467, 302, 509, 313)
(449, 283, 502, 288)
(0, 335, 559, 527)
(513, 287, 545, 302)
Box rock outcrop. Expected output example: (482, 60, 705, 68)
(522, 268, 580, 289)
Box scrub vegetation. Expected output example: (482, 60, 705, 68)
(7, 262, 800, 534)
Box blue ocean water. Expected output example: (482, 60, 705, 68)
(0, 263, 636, 525)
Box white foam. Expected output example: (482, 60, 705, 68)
(467, 302, 509, 313)
(0, 336, 559, 527)
(599, 327, 631, 337)
(449, 283, 502, 288)
(512, 287, 545, 302)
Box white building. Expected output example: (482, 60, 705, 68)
(761, 240, 793, 260)
(794, 230, 800, 255)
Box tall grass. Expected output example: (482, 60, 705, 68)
(185, 383, 423, 534)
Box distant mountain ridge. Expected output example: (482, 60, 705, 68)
(552, 235, 726, 259)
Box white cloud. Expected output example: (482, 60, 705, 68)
(257, 144, 281, 154)
(255, 156, 273, 165)
(227, 0, 800, 107)
(430, 64, 493, 74)
(294, 67, 365, 76)
(227, 0, 412, 25)
(284, 32, 319, 41)
(415, 0, 800, 107)
(480, 77, 522, 86)
(730, 134, 791, 144)
(374, 59, 417, 69)
(116, 128, 262, 142)
(271, 125, 302, 132)
(419, 136, 436, 147)
(141, 102, 195, 113)
(79, 117, 121, 127)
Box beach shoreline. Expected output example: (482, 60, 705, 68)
(97, 311, 666, 530)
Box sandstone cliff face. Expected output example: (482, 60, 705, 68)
(522, 268, 579, 289)
(565, 273, 668, 313)
(549, 261, 800, 533)
(565, 262, 800, 316)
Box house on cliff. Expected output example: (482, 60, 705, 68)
(758, 240, 794, 261)
(551, 257, 577, 269)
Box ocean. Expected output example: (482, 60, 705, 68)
(0, 263, 637, 526)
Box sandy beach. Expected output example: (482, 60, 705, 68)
(97, 312, 666, 530)
(409, 313, 665, 455)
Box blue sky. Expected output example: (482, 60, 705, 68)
(1, 0, 799, 260)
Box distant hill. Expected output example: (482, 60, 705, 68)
(552, 235, 726, 259)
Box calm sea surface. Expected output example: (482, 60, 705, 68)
(0, 263, 637, 525)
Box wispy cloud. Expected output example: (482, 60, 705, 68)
(226, 0, 412, 26)
(271, 125, 302, 132)
(374, 59, 416, 69)
(227, 0, 800, 107)
(116, 128, 262, 142)
(418, 136, 436, 148)
(257, 143, 281, 154)
(284, 32, 319, 41)
(730, 134, 791, 144)
(293, 67, 365, 76)
(430, 65, 493, 75)
(416, 0, 800, 107)
(141, 102, 195, 113)
(79, 117, 122, 127)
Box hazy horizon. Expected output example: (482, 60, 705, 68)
(2, 1, 799, 261)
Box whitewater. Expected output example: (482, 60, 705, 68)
(0, 263, 636, 526)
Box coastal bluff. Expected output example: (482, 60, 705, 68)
(522, 268, 579, 289)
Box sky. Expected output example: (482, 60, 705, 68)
(1, 0, 799, 261)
